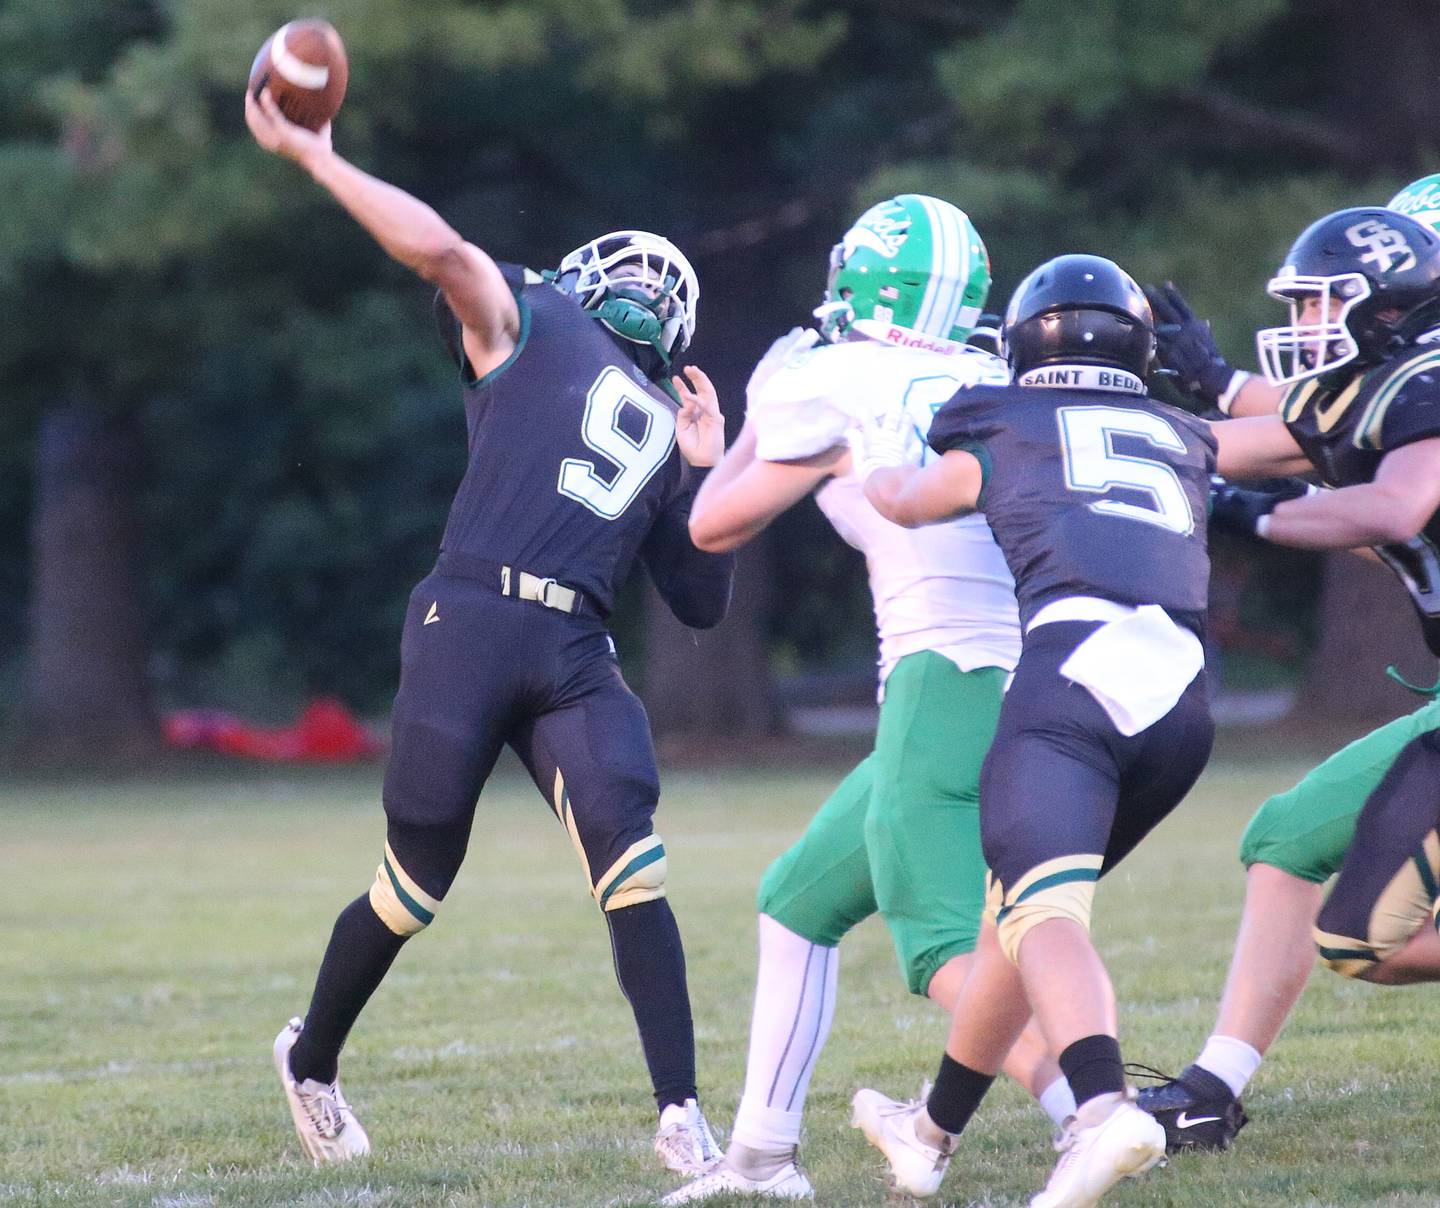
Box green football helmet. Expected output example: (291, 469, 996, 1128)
(815, 194, 991, 349)
(1388, 173, 1440, 233)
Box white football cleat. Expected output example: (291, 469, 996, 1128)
(851, 1087, 954, 1198)
(660, 1158, 814, 1203)
(1030, 1097, 1165, 1208)
(273, 1017, 371, 1165)
(654, 1098, 724, 1176)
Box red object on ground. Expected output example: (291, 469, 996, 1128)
(163, 697, 383, 762)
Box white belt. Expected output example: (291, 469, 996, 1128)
(500, 565, 579, 614)
(1029, 596, 1204, 736)
(1027, 596, 1138, 634)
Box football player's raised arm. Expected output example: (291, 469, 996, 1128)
(1211, 414, 1313, 480)
(1146, 280, 1281, 416)
(688, 419, 843, 553)
(862, 450, 982, 528)
(1262, 437, 1440, 548)
(245, 89, 519, 371)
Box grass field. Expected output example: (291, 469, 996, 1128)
(3, 753, 1438, 1207)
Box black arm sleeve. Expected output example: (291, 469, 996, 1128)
(640, 467, 736, 630)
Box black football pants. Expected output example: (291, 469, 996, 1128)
(291, 571, 696, 1109)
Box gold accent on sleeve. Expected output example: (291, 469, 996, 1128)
(1352, 349, 1440, 450)
(1280, 380, 1320, 424)
(1312, 377, 1364, 434)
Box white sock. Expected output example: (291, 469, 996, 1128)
(1195, 1034, 1263, 1099)
(730, 914, 838, 1156)
(1038, 1075, 1078, 1126)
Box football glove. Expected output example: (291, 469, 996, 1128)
(848, 402, 916, 480)
(745, 326, 819, 403)
(1145, 282, 1247, 413)
(1209, 476, 1317, 538)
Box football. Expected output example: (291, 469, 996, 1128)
(248, 19, 348, 132)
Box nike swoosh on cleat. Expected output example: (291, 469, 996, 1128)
(1175, 1111, 1222, 1128)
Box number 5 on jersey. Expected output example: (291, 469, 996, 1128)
(1057, 405, 1197, 536)
(558, 366, 677, 520)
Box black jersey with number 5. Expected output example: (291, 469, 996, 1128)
(928, 383, 1217, 631)
(433, 264, 731, 624)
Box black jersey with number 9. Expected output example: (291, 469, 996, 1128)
(433, 264, 714, 619)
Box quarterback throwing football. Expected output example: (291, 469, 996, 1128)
(246, 88, 734, 1176)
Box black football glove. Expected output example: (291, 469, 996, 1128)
(1209, 476, 1315, 538)
(1145, 282, 1241, 410)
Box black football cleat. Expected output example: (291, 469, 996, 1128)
(1128, 1063, 1249, 1152)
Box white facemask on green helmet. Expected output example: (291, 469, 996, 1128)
(815, 194, 991, 352)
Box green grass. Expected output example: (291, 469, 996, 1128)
(2, 758, 1437, 1207)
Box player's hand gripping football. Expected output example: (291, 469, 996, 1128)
(672, 365, 726, 468)
(245, 87, 332, 171)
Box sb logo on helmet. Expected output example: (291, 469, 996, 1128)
(1345, 220, 1417, 274)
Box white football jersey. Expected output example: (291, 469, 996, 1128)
(747, 333, 1021, 693)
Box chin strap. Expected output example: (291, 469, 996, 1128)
(1385, 663, 1440, 697)
(812, 300, 854, 343)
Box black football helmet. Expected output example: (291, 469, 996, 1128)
(1004, 254, 1155, 380)
(1256, 207, 1440, 385)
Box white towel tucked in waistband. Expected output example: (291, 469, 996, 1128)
(1035, 600, 1203, 736)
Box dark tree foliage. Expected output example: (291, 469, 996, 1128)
(1, 1, 1436, 759)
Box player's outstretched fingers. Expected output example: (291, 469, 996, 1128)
(679, 365, 719, 414)
(673, 364, 724, 467)
(681, 364, 714, 390)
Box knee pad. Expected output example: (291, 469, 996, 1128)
(982, 870, 1003, 927)
(1314, 834, 1440, 978)
(992, 855, 1102, 966)
(595, 835, 667, 912)
(1312, 924, 1382, 979)
(368, 841, 443, 937)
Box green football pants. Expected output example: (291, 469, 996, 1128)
(757, 652, 1006, 995)
(1239, 696, 1440, 882)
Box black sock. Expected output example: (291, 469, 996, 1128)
(1058, 1034, 1125, 1110)
(925, 1053, 995, 1136)
(606, 898, 696, 1112)
(288, 894, 408, 1085)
